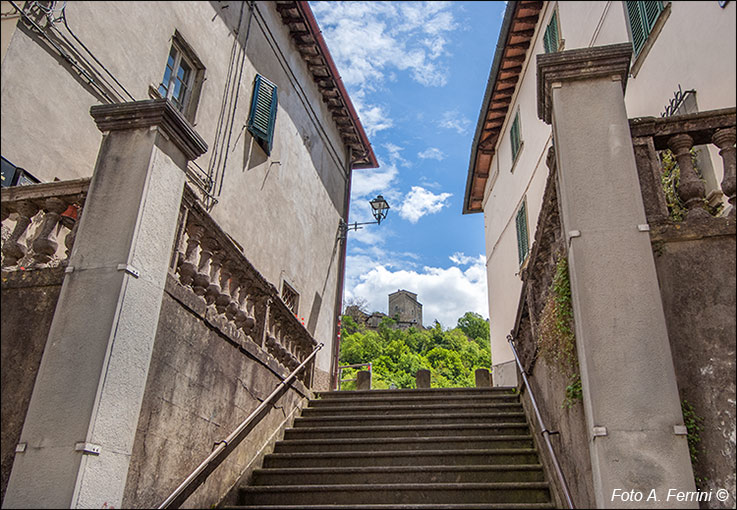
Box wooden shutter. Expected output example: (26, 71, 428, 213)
(510, 112, 521, 162)
(544, 11, 559, 54)
(626, 1, 664, 56)
(248, 75, 278, 154)
(516, 201, 529, 265)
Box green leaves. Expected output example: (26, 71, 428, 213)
(339, 312, 491, 388)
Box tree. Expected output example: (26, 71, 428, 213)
(457, 312, 490, 346)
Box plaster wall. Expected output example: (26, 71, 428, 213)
(482, 0, 735, 380)
(0, 1, 353, 375)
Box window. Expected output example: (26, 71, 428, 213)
(1, 156, 39, 187)
(515, 200, 529, 266)
(543, 10, 560, 53)
(156, 34, 204, 120)
(626, 1, 665, 56)
(281, 280, 299, 315)
(247, 75, 278, 156)
(510, 111, 522, 163)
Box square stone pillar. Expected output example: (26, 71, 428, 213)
(3, 100, 207, 509)
(537, 45, 696, 508)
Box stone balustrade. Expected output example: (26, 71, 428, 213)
(170, 185, 317, 382)
(1, 178, 90, 269)
(630, 107, 736, 221)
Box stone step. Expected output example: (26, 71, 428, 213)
(239, 482, 551, 506)
(273, 435, 535, 453)
(301, 402, 523, 417)
(315, 387, 516, 399)
(251, 464, 546, 485)
(284, 422, 530, 440)
(308, 394, 519, 408)
(262, 449, 541, 468)
(292, 412, 527, 428)
(231, 504, 555, 510)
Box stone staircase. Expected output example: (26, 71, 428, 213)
(234, 387, 554, 509)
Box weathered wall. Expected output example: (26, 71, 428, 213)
(0, 268, 63, 506)
(0, 1, 351, 379)
(651, 220, 737, 509)
(122, 274, 312, 509)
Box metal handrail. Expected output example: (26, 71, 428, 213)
(337, 362, 371, 390)
(507, 334, 575, 509)
(158, 342, 324, 509)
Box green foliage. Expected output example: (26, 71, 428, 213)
(339, 312, 491, 389)
(659, 148, 724, 221)
(681, 399, 703, 466)
(537, 255, 581, 408)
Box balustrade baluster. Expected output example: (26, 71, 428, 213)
(177, 223, 204, 287)
(668, 134, 709, 219)
(712, 127, 736, 216)
(193, 236, 216, 296)
(205, 249, 225, 306)
(216, 260, 235, 316)
(234, 276, 257, 334)
(32, 197, 67, 264)
(63, 204, 82, 260)
(2, 201, 39, 267)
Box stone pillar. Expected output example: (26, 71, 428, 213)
(3, 100, 207, 509)
(415, 369, 431, 389)
(356, 370, 371, 390)
(475, 368, 491, 388)
(537, 45, 696, 509)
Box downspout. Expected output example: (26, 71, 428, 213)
(331, 147, 353, 390)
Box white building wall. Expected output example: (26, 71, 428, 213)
(482, 1, 736, 383)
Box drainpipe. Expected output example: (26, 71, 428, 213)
(331, 147, 353, 390)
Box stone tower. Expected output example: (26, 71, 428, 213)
(388, 290, 423, 329)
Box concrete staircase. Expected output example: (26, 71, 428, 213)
(235, 387, 554, 509)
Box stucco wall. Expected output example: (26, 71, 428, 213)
(482, 0, 735, 381)
(652, 222, 737, 509)
(123, 275, 311, 508)
(0, 1, 351, 376)
(0, 268, 64, 507)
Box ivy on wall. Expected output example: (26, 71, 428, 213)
(537, 254, 582, 408)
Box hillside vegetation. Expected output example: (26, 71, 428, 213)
(339, 312, 491, 389)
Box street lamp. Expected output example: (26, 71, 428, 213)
(339, 194, 390, 239)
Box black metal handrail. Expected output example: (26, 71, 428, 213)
(507, 334, 575, 509)
(158, 342, 323, 509)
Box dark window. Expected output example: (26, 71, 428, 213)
(543, 10, 560, 53)
(515, 200, 529, 266)
(247, 75, 278, 156)
(510, 111, 522, 163)
(626, 1, 665, 56)
(281, 280, 299, 315)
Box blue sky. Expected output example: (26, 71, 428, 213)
(311, 1, 506, 327)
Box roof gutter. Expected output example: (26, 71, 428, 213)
(297, 1, 378, 169)
(463, 1, 519, 215)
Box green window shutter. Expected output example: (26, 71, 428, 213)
(248, 75, 278, 155)
(544, 11, 559, 54)
(510, 112, 521, 162)
(516, 201, 529, 265)
(626, 1, 664, 56)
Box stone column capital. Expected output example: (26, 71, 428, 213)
(90, 99, 208, 161)
(536, 43, 633, 125)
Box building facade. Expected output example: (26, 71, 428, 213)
(388, 289, 424, 329)
(1, 1, 377, 507)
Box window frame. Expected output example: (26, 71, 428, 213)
(515, 198, 530, 267)
(153, 32, 205, 122)
(281, 279, 300, 316)
(510, 109, 523, 166)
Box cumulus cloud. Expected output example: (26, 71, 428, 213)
(346, 258, 489, 327)
(384, 142, 411, 167)
(417, 147, 446, 161)
(449, 252, 483, 266)
(351, 164, 398, 199)
(438, 110, 472, 134)
(398, 186, 452, 223)
(311, 2, 459, 136)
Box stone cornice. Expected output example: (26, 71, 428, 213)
(537, 43, 633, 125)
(90, 99, 208, 161)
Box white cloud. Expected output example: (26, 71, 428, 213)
(449, 252, 483, 266)
(311, 1, 459, 135)
(398, 186, 452, 223)
(384, 142, 411, 167)
(347, 258, 489, 327)
(438, 110, 472, 134)
(417, 147, 446, 161)
(351, 163, 398, 199)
